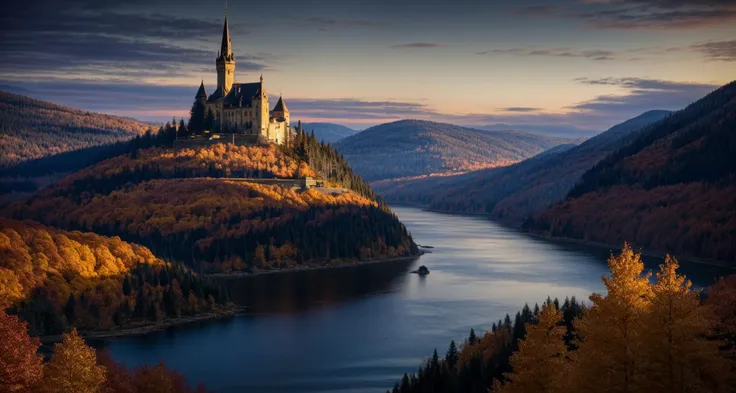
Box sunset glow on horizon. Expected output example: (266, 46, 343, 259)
(1, 0, 734, 133)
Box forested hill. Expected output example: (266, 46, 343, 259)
(0, 218, 229, 337)
(333, 120, 576, 181)
(530, 81, 736, 264)
(0, 92, 153, 169)
(301, 122, 359, 143)
(7, 141, 418, 274)
(420, 110, 670, 221)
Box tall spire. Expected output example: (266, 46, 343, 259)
(220, 5, 232, 59)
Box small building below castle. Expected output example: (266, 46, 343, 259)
(192, 10, 290, 145)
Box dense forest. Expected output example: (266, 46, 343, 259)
(334, 120, 575, 181)
(390, 245, 736, 393)
(289, 123, 378, 200)
(530, 81, 736, 264)
(0, 218, 229, 337)
(0, 92, 153, 169)
(7, 139, 416, 273)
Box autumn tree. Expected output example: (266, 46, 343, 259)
(641, 256, 732, 392)
(707, 274, 736, 359)
(44, 329, 106, 393)
(572, 243, 651, 393)
(0, 308, 44, 393)
(494, 303, 569, 393)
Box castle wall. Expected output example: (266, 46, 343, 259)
(174, 134, 269, 150)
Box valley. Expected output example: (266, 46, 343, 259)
(333, 120, 576, 181)
(1, 3, 735, 390)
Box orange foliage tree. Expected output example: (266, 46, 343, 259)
(44, 329, 106, 393)
(0, 306, 44, 393)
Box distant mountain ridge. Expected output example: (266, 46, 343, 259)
(334, 119, 576, 181)
(302, 122, 359, 143)
(530, 81, 736, 265)
(0, 91, 153, 169)
(424, 110, 671, 221)
(477, 123, 595, 139)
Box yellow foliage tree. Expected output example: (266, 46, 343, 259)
(44, 329, 106, 393)
(641, 256, 732, 392)
(572, 243, 652, 393)
(494, 303, 569, 393)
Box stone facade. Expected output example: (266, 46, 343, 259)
(194, 11, 290, 145)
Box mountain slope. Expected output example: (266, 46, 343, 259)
(0, 217, 229, 336)
(530, 81, 736, 264)
(423, 110, 670, 221)
(334, 120, 575, 181)
(0, 91, 153, 169)
(8, 142, 417, 273)
(302, 122, 359, 143)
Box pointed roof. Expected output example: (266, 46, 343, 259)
(195, 81, 207, 99)
(220, 11, 232, 59)
(221, 82, 262, 107)
(273, 96, 288, 112)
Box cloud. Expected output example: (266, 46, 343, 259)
(690, 40, 736, 61)
(501, 107, 542, 112)
(0, 0, 268, 82)
(568, 0, 736, 29)
(287, 98, 431, 120)
(391, 42, 444, 49)
(4, 75, 719, 135)
(569, 77, 719, 116)
(478, 47, 616, 60)
(291, 16, 389, 31)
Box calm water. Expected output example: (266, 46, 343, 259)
(104, 206, 727, 393)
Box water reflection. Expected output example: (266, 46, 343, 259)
(104, 206, 731, 393)
(224, 258, 419, 313)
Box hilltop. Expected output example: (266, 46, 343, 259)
(529, 81, 736, 265)
(0, 217, 230, 337)
(8, 140, 418, 274)
(0, 91, 152, 169)
(302, 122, 360, 143)
(333, 120, 576, 181)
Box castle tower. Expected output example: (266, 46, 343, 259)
(272, 95, 289, 125)
(216, 10, 235, 95)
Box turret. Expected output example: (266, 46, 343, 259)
(195, 80, 207, 103)
(272, 95, 289, 124)
(216, 9, 235, 95)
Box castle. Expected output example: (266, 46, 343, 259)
(193, 10, 290, 145)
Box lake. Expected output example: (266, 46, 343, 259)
(104, 206, 728, 392)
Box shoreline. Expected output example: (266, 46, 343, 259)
(388, 202, 735, 271)
(524, 232, 736, 271)
(206, 252, 425, 279)
(40, 253, 425, 344)
(41, 305, 246, 344)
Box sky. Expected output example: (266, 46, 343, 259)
(1, 0, 734, 135)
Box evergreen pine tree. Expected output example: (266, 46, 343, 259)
(468, 328, 477, 344)
(446, 340, 459, 369)
(178, 119, 186, 137)
(205, 108, 215, 132)
(188, 99, 206, 135)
